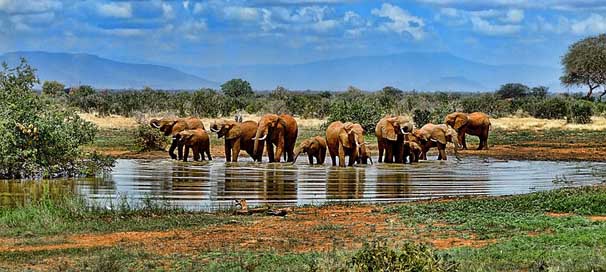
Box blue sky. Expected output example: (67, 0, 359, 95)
(1, 0, 605, 68)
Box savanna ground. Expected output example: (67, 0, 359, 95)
(2, 114, 606, 271)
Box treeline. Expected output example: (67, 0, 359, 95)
(42, 79, 606, 131)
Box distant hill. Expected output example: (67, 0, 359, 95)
(0, 51, 217, 90)
(189, 52, 562, 92)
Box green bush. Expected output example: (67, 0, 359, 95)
(0, 60, 106, 178)
(351, 241, 458, 272)
(460, 94, 511, 117)
(527, 97, 569, 119)
(412, 109, 432, 127)
(135, 124, 168, 152)
(568, 100, 593, 124)
(327, 94, 383, 132)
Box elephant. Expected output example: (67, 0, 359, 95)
(326, 121, 372, 167)
(252, 114, 298, 163)
(292, 136, 327, 165)
(444, 112, 491, 150)
(413, 124, 459, 161)
(177, 128, 212, 162)
(150, 117, 205, 160)
(402, 137, 422, 163)
(209, 119, 263, 162)
(375, 115, 414, 163)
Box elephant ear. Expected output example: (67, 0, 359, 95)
(454, 114, 468, 130)
(225, 123, 241, 140)
(339, 131, 352, 148)
(277, 117, 288, 128)
(431, 127, 447, 145)
(381, 121, 397, 141)
(343, 122, 355, 134)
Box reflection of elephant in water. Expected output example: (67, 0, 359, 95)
(150, 117, 205, 160)
(444, 112, 491, 150)
(253, 114, 298, 162)
(177, 128, 211, 162)
(413, 124, 458, 160)
(326, 121, 371, 167)
(293, 136, 327, 165)
(210, 120, 263, 162)
(327, 168, 365, 199)
(375, 115, 413, 163)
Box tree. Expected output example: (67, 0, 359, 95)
(221, 78, 253, 98)
(41, 80, 65, 96)
(561, 34, 606, 99)
(530, 86, 549, 99)
(496, 83, 529, 99)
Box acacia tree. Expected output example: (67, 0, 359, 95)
(561, 34, 606, 99)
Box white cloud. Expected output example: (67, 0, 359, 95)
(571, 14, 606, 35)
(503, 9, 524, 23)
(193, 2, 205, 14)
(344, 10, 363, 26)
(162, 3, 174, 19)
(97, 2, 132, 19)
(223, 6, 261, 21)
(180, 19, 208, 41)
(0, 0, 61, 14)
(371, 3, 425, 40)
(470, 16, 520, 35)
(183, 1, 189, 10)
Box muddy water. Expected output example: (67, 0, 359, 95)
(1, 157, 605, 210)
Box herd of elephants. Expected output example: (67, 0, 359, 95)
(149, 112, 491, 167)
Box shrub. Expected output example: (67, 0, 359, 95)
(135, 124, 168, 152)
(413, 109, 432, 127)
(496, 83, 530, 99)
(460, 94, 511, 117)
(0, 60, 103, 179)
(527, 97, 569, 119)
(327, 95, 383, 132)
(350, 241, 458, 272)
(568, 100, 593, 124)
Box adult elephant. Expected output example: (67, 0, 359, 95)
(150, 117, 205, 160)
(177, 128, 211, 162)
(375, 115, 413, 163)
(326, 121, 371, 167)
(292, 136, 327, 165)
(444, 112, 491, 150)
(413, 124, 459, 160)
(252, 114, 298, 162)
(210, 119, 263, 162)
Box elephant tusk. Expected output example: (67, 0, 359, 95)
(430, 139, 438, 142)
(151, 123, 160, 129)
(252, 134, 267, 141)
(401, 128, 410, 135)
(209, 127, 219, 133)
(368, 156, 374, 165)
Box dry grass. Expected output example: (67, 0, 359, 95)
(80, 113, 606, 132)
(492, 116, 606, 131)
(78, 113, 138, 129)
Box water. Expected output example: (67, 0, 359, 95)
(1, 157, 605, 210)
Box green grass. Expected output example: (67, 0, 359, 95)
(88, 128, 138, 151)
(485, 128, 606, 147)
(0, 192, 245, 238)
(2, 186, 606, 271)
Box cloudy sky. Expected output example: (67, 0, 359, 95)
(1, 0, 605, 68)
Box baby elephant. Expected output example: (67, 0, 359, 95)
(403, 140, 422, 163)
(178, 128, 212, 162)
(293, 136, 327, 165)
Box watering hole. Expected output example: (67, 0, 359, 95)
(1, 157, 605, 210)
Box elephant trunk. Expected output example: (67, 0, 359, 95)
(253, 125, 266, 156)
(291, 149, 302, 164)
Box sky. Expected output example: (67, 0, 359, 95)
(1, 0, 605, 68)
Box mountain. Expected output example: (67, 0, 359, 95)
(0, 51, 217, 90)
(189, 52, 561, 92)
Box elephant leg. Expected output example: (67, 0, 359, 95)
(168, 139, 178, 160)
(274, 139, 285, 163)
(178, 141, 185, 160)
(338, 145, 346, 167)
(206, 148, 212, 160)
(385, 145, 393, 163)
(378, 140, 384, 163)
(394, 143, 403, 163)
(232, 140, 240, 162)
(461, 133, 467, 150)
(183, 146, 190, 162)
(193, 147, 201, 161)
(319, 149, 326, 165)
(308, 153, 314, 165)
(438, 144, 447, 160)
(268, 143, 275, 162)
(330, 155, 337, 166)
(225, 142, 232, 162)
(481, 130, 489, 150)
